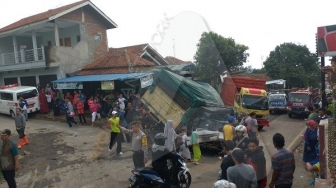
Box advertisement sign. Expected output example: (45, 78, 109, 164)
(140, 75, 153, 88)
(54, 82, 83, 89)
(101, 81, 115, 90)
(317, 24, 336, 57)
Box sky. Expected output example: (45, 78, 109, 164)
(1, 0, 336, 69)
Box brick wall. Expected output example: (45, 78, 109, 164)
(60, 6, 108, 60)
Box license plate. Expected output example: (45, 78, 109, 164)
(129, 176, 136, 185)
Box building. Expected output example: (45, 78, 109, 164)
(0, 0, 117, 88)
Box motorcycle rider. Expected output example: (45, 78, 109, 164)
(233, 125, 249, 151)
(152, 133, 179, 188)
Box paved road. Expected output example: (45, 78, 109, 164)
(0, 113, 311, 188)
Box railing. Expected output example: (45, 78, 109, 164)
(0, 46, 45, 66)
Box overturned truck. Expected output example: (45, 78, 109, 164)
(141, 69, 234, 151)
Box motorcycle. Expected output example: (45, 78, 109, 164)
(128, 153, 192, 188)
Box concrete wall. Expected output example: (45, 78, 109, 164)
(0, 66, 62, 86)
(49, 41, 89, 74)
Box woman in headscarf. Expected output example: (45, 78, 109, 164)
(39, 90, 49, 114)
(303, 120, 319, 163)
(178, 126, 192, 162)
(191, 131, 201, 165)
(164, 120, 178, 152)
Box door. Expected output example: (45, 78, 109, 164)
(4, 77, 18, 85)
(39, 75, 57, 89)
(20, 76, 36, 87)
(64, 37, 71, 47)
(0, 92, 14, 115)
(59, 39, 63, 46)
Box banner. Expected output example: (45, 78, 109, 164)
(140, 75, 153, 88)
(53, 82, 83, 89)
(101, 81, 115, 90)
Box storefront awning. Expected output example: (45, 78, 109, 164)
(52, 72, 152, 83)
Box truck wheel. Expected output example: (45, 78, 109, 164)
(258, 126, 263, 131)
(288, 113, 292, 118)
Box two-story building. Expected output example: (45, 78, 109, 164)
(0, 0, 117, 88)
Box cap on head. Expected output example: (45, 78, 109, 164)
(307, 120, 317, 127)
(1, 129, 11, 136)
(228, 116, 236, 123)
(112, 111, 118, 115)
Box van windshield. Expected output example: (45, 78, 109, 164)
(17, 89, 38, 100)
(269, 95, 286, 100)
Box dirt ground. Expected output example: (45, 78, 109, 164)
(0, 113, 315, 188)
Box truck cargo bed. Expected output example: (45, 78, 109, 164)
(230, 76, 266, 89)
(141, 86, 186, 128)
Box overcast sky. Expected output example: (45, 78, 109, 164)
(1, 0, 336, 68)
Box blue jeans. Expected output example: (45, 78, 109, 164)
(22, 109, 28, 121)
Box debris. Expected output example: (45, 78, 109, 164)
(56, 151, 63, 155)
(23, 151, 30, 156)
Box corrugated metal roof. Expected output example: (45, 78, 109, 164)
(52, 72, 152, 83)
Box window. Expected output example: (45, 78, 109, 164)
(17, 89, 38, 100)
(64, 37, 71, 47)
(0, 93, 13, 101)
(39, 75, 57, 89)
(288, 93, 310, 102)
(242, 95, 268, 110)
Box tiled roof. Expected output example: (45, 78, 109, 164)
(0, 0, 88, 33)
(110, 44, 147, 56)
(165, 56, 192, 65)
(78, 49, 156, 75)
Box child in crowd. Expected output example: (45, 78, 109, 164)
(90, 98, 101, 127)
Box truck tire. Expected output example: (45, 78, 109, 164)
(288, 113, 292, 118)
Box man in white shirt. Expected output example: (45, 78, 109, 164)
(118, 94, 126, 110)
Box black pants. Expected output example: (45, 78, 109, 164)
(16, 127, 25, 139)
(78, 114, 86, 124)
(275, 184, 292, 188)
(66, 116, 77, 127)
(133, 150, 145, 169)
(1, 170, 16, 188)
(109, 132, 122, 153)
(154, 167, 171, 188)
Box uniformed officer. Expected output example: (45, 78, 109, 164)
(119, 121, 148, 169)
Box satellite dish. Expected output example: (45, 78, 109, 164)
(246, 67, 253, 74)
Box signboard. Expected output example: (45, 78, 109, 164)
(54, 82, 83, 89)
(101, 81, 115, 90)
(140, 75, 153, 88)
(317, 24, 336, 57)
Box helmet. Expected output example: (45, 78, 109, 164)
(154, 133, 167, 146)
(235, 125, 247, 133)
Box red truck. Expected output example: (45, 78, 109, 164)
(219, 75, 270, 130)
(287, 89, 319, 118)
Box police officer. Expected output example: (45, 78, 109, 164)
(119, 121, 148, 169)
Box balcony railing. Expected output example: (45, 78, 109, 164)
(0, 46, 45, 66)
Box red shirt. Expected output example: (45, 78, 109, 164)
(77, 101, 85, 114)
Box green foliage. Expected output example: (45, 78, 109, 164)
(253, 68, 267, 74)
(263, 43, 320, 88)
(194, 32, 249, 82)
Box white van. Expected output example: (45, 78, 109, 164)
(0, 84, 40, 118)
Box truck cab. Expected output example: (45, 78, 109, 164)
(268, 93, 287, 113)
(286, 90, 313, 118)
(235, 87, 269, 129)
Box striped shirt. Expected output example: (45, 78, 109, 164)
(271, 148, 295, 185)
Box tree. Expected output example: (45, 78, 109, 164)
(263, 43, 320, 88)
(194, 32, 249, 85)
(253, 67, 267, 74)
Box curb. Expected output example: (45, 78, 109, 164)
(286, 127, 306, 151)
